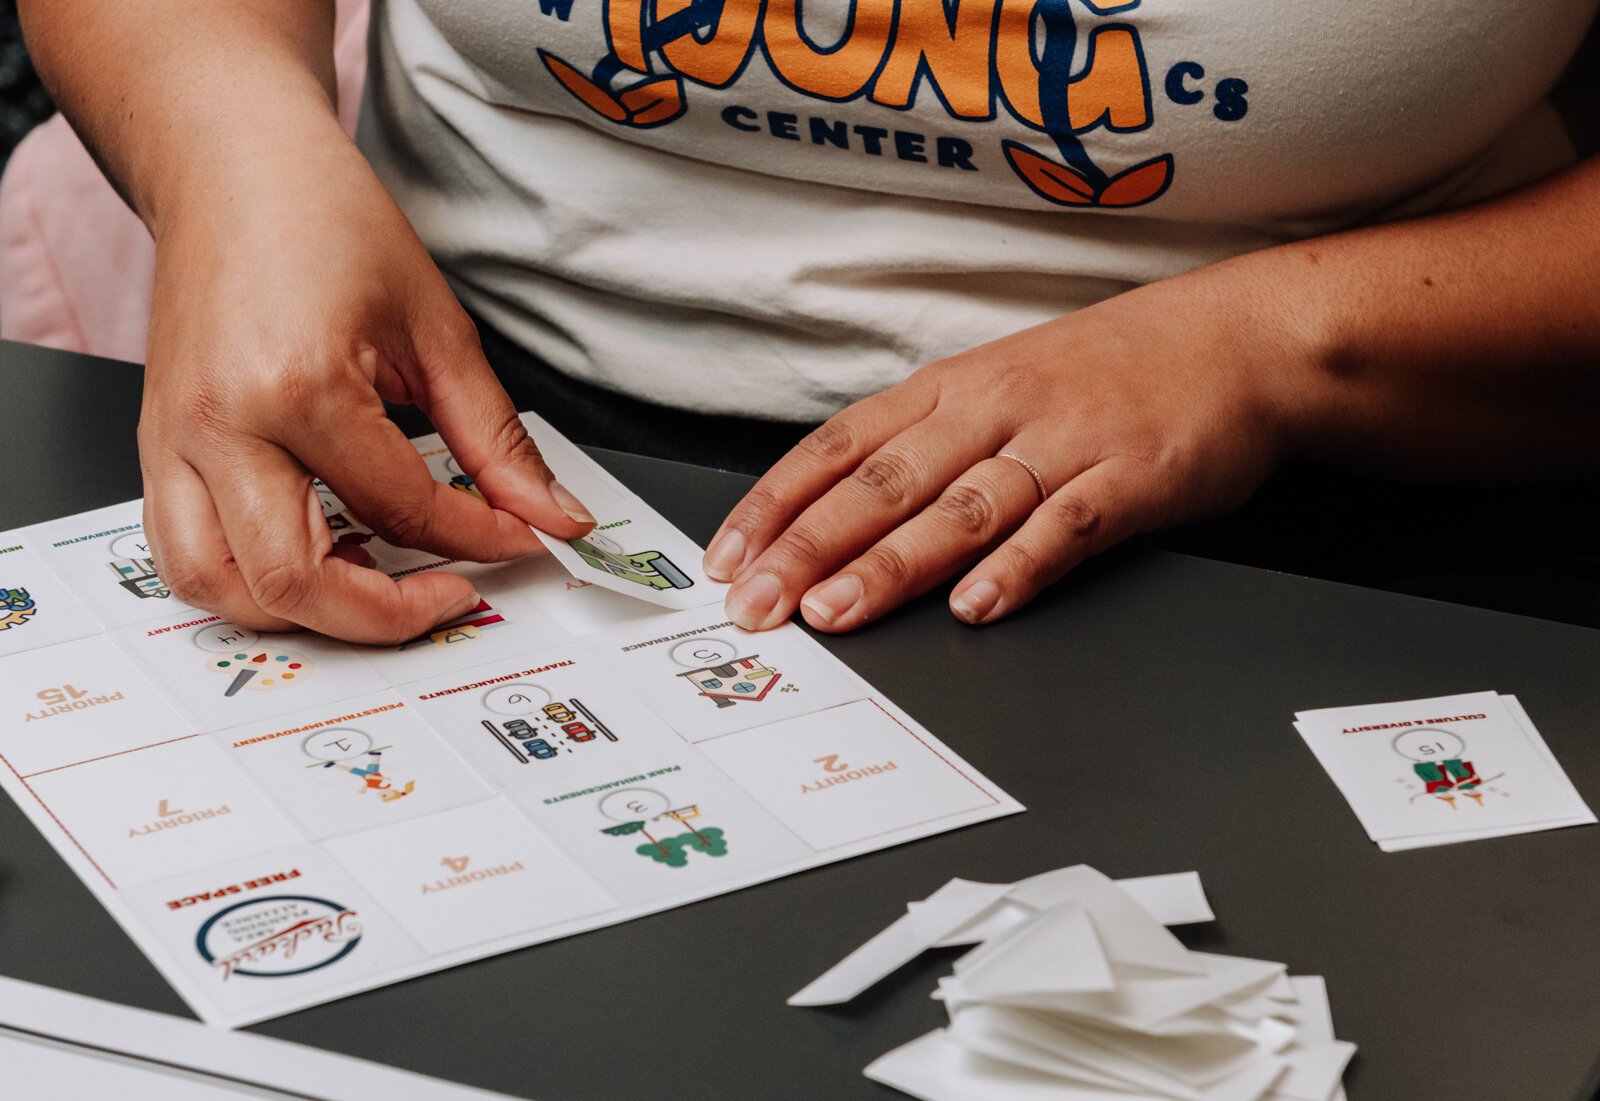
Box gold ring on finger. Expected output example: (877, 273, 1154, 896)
(997, 451, 1048, 505)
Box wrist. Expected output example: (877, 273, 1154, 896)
(1181, 243, 1352, 464)
(138, 78, 351, 242)
(148, 110, 371, 255)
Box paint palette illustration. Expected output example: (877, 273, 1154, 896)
(191, 624, 313, 696)
(206, 647, 311, 695)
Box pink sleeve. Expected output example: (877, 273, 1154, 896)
(0, 0, 371, 363)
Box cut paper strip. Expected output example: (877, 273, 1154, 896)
(1274, 1042, 1357, 1101)
(1118, 871, 1217, 926)
(930, 900, 1034, 948)
(948, 1007, 1170, 1096)
(954, 905, 1115, 999)
(868, 1029, 1150, 1101)
(934, 870, 1212, 948)
(950, 1004, 1206, 1100)
(788, 869, 1209, 1007)
(803, 865, 1353, 1101)
(787, 879, 1007, 1009)
(1006, 866, 1206, 976)
(1030, 1011, 1295, 1092)
(983, 954, 1286, 1032)
(908, 882, 1013, 946)
(785, 912, 928, 1008)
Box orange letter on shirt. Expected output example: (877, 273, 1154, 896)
(996, 20, 1149, 132)
(871, 0, 997, 119)
(765, 0, 894, 101)
(660, 0, 763, 86)
(994, 0, 1042, 127)
(1067, 26, 1148, 131)
(607, 0, 649, 71)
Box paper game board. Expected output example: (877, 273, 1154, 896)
(0, 411, 1021, 1027)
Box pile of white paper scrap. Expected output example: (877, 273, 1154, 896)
(790, 866, 1354, 1101)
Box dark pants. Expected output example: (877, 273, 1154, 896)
(477, 319, 1600, 630)
(479, 322, 814, 474)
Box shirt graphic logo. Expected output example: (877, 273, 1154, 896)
(536, 0, 1248, 208)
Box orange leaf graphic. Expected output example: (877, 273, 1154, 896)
(539, 51, 628, 122)
(1097, 155, 1175, 208)
(619, 77, 686, 127)
(1003, 142, 1097, 206)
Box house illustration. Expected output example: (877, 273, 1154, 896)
(678, 656, 781, 708)
(109, 556, 169, 599)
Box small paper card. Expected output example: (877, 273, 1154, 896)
(1294, 692, 1593, 850)
(519, 411, 723, 609)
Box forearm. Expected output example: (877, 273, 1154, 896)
(1208, 156, 1600, 480)
(19, 0, 341, 234)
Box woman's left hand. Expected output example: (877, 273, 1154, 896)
(704, 266, 1319, 631)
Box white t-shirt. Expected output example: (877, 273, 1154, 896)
(358, 0, 1598, 421)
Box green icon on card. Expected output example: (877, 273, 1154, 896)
(570, 534, 693, 591)
(598, 787, 727, 868)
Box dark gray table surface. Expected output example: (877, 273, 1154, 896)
(3, 338, 1599, 1101)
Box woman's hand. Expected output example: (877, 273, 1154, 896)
(705, 265, 1317, 631)
(708, 154, 1600, 636)
(139, 131, 594, 644)
(22, 0, 594, 644)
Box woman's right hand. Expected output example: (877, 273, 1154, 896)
(139, 128, 594, 644)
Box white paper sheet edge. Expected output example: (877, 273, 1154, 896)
(0, 976, 520, 1100)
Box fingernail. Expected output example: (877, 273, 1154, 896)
(444, 589, 484, 622)
(951, 579, 1000, 625)
(725, 571, 783, 630)
(703, 529, 746, 581)
(549, 481, 594, 524)
(801, 575, 862, 625)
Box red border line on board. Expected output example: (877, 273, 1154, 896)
(868, 699, 999, 806)
(21, 732, 201, 779)
(0, 747, 118, 889)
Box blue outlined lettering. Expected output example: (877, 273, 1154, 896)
(719, 103, 980, 170)
(1213, 76, 1249, 121)
(1164, 61, 1204, 105)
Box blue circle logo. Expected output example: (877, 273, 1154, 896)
(196, 895, 362, 979)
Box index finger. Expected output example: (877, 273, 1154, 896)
(703, 384, 937, 581)
(408, 318, 595, 540)
(203, 440, 484, 643)
(282, 397, 545, 563)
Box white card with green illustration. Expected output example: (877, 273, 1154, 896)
(0, 411, 1022, 1028)
(1294, 691, 1593, 847)
(513, 410, 723, 610)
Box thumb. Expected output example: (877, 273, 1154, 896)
(413, 314, 596, 540)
